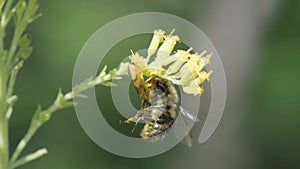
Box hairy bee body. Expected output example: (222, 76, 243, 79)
(125, 64, 197, 145)
(125, 64, 179, 139)
(140, 77, 179, 141)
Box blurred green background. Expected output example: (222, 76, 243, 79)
(8, 0, 300, 169)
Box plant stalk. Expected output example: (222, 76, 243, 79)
(0, 59, 9, 169)
(0, 115, 9, 169)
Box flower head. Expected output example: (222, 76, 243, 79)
(120, 29, 213, 96)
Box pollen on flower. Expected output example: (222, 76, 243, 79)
(121, 28, 213, 96)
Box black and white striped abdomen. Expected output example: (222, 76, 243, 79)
(140, 77, 180, 141)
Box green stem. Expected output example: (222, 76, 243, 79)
(0, 0, 8, 52)
(9, 119, 37, 167)
(0, 115, 9, 169)
(0, 1, 10, 169)
(9, 87, 77, 166)
(9, 73, 114, 167)
(2, 0, 13, 23)
(9, 99, 63, 167)
(13, 148, 47, 168)
(6, 26, 22, 65)
(0, 0, 5, 10)
(0, 59, 9, 169)
(9, 67, 116, 168)
(6, 61, 23, 99)
(1, 0, 13, 31)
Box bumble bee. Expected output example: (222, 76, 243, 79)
(122, 64, 199, 146)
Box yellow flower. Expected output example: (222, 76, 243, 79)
(196, 71, 213, 85)
(129, 50, 148, 73)
(186, 53, 201, 77)
(126, 28, 213, 96)
(163, 48, 191, 66)
(198, 51, 213, 72)
(156, 29, 179, 60)
(164, 48, 192, 75)
(182, 81, 204, 96)
(147, 29, 165, 61)
(142, 67, 165, 77)
(180, 64, 194, 86)
(181, 70, 212, 95)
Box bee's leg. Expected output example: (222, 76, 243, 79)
(120, 117, 140, 133)
(131, 108, 155, 122)
(129, 115, 145, 133)
(121, 117, 137, 124)
(131, 121, 139, 133)
(130, 115, 154, 133)
(120, 116, 140, 125)
(121, 110, 154, 132)
(120, 112, 143, 132)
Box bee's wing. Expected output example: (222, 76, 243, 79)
(140, 104, 166, 112)
(173, 106, 199, 147)
(179, 106, 200, 122)
(148, 89, 167, 105)
(136, 104, 167, 122)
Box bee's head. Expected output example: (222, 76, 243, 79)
(147, 77, 167, 93)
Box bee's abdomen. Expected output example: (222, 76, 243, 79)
(141, 111, 175, 141)
(140, 77, 179, 141)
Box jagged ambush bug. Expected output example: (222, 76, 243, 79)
(120, 29, 213, 147)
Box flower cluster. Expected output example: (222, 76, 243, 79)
(120, 29, 213, 96)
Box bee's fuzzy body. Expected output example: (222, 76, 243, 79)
(140, 77, 179, 141)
